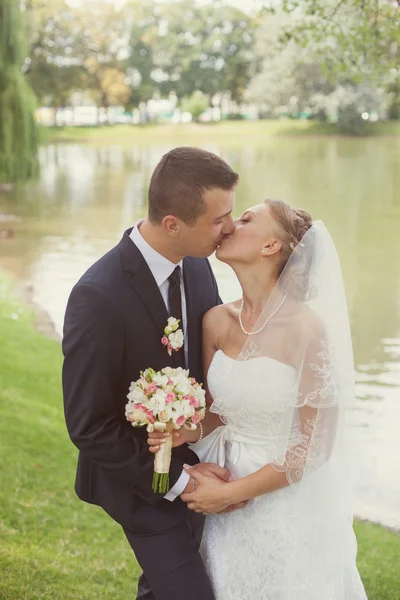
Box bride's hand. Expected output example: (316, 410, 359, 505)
(147, 429, 187, 453)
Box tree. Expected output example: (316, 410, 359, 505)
(0, 0, 38, 184)
(124, 0, 259, 105)
(246, 13, 335, 119)
(248, 9, 391, 132)
(278, 0, 400, 87)
(25, 0, 131, 110)
(181, 92, 209, 121)
(78, 2, 131, 113)
(24, 0, 86, 107)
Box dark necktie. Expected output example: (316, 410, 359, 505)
(168, 266, 185, 367)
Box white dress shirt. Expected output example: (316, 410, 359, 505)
(129, 222, 191, 500)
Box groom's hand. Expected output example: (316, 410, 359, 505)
(190, 464, 248, 513)
(181, 464, 236, 514)
(191, 462, 231, 482)
(181, 462, 230, 494)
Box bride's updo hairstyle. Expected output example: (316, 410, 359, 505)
(265, 199, 313, 276)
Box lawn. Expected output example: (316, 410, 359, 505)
(0, 272, 399, 599)
(39, 119, 400, 147)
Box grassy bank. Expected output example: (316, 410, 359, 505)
(39, 119, 400, 146)
(0, 275, 139, 600)
(1, 273, 399, 599)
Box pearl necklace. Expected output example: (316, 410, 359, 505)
(238, 293, 288, 336)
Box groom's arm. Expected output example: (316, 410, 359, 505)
(62, 283, 188, 505)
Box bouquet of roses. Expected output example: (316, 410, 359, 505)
(125, 366, 206, 493)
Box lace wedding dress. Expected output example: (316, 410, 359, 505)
(194, 349, 368, 600)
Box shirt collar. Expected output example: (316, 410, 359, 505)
(129, 220, 183, 288)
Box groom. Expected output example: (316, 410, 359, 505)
(62, 147, 240, 600)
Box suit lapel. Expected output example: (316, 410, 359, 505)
(119, 229, 169, 337)
(119, 228, 185, 369)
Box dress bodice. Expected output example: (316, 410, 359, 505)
(207, 350, 298, 445)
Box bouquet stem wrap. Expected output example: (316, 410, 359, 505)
(151, 421, 175, 493)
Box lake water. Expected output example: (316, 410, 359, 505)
(1, 137, 399, 529)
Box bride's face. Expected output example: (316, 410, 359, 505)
(216, 202, 282, 264)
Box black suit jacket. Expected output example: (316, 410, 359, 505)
(62, 229, 220, 533)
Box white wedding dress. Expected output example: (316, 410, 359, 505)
(194, 350, 367, 600)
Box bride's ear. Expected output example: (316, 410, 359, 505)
(261, 238, 282, 256)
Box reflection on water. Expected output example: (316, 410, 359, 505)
(1, 139, 400, 528)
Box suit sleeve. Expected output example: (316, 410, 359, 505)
(62, 283, 188, 504)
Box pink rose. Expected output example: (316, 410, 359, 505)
(167, 342, 173, 356)
(189, 397, 200, 408)
(161, 336, 169, 346)
(176, 415, 186, 427)
(166, 393, 175, 404)
(192, 412, 201, 425)
(146, 383, 157, 395)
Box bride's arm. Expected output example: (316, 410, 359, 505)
(174, 307, 225, 441)
(200, 307, 226, 437)
(218, 404, 317, 504)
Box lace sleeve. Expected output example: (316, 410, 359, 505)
(272, 328, 340, 486)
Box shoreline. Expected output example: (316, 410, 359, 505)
(38, 120, 400, 146)
(18, 279, 60, 341)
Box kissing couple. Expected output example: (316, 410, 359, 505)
(62, 147, 367, 599)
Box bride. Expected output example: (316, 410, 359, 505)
(148, 199, 368, 600)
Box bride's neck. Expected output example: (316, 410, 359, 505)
(233, 264, 278, 314)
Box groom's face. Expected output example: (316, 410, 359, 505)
(179, 187, 236, 258)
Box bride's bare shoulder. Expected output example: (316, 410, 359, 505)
(203, 301, 241, 333)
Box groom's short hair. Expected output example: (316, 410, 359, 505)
(148, 147, 239, 225)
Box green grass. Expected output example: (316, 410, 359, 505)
(39, 119, 400, 146)
(1, 272, 400, 599)
(0, 275, 139, 600)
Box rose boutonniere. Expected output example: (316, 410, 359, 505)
(161, 317, 184, 356)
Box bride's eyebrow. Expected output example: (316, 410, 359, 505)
(241, 210, 255, 218)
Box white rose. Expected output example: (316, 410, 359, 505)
(175, 376, 192, 396)
(148, 389, 166, 414)
(182, 402, 195, 419)
(169, 329, 184, 351)
(158, 405, 174, 422)
(194, 386, 206, 407)
(126, 409, 149, 426)
(152, 373, 169, 387)
(167, 317, 180, 330)
(162, 367, 175, 377)
(128, 386, 146, 403)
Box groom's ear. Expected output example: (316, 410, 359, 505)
(162, 215, 181, 237)
(262, 238, 282, 256)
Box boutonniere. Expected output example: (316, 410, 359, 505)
(161, 317, 184, 356)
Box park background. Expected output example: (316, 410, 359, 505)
(0, 0, 399, 598)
